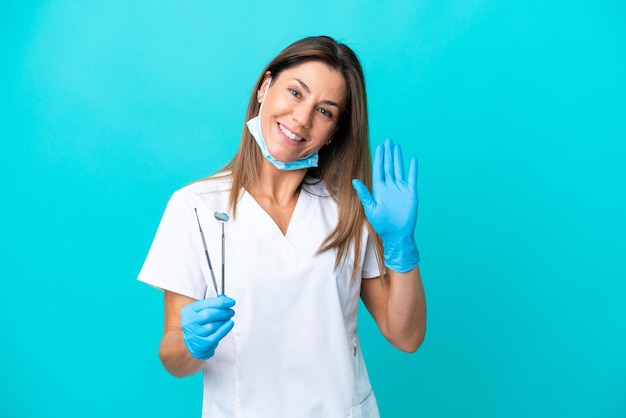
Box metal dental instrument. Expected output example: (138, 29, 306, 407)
(194, 208, 219, 296)
(213, 212, 229, 295)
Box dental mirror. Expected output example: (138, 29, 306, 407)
(214, 212, 229, 295)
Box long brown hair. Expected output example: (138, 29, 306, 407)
(222, 36, 386, 283)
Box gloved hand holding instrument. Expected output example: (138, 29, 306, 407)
(185, 208, 234, 361)
(181, 296, 235, 360)
(352, 138, 420, 273)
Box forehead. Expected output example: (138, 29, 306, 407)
(276, 61, 347, 105)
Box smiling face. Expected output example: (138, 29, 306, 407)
(256, 61, 348, 164)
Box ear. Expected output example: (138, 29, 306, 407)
(257, 71, 272, 103)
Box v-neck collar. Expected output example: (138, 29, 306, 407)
(241, 187, 311, 241)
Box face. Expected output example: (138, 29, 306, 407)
(257, 61, 348, 164)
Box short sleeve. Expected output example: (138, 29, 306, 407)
(137, 190, 208, 300)
(361, 235, 381, 280)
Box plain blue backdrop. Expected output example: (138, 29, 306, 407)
(2, 1, 625, 417)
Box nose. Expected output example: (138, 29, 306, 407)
(291, 103, 313, 129)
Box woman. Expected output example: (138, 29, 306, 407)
(138, 35, 426, 417)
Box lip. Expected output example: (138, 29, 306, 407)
(277, 122, 306, 143)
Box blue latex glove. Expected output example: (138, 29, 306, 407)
(181, 296, 235, 360)
(352, 138, 420, 273)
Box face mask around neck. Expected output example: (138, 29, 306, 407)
(246, 116, 319, 171)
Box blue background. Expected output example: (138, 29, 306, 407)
(2, 1, 625, 417)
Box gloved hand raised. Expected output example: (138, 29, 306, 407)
(352, 138, 420, 273)
(181, 296, 235, 360)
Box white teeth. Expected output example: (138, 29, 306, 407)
(279, 124, 304, 142)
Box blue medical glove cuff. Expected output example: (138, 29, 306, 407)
(383, 235, 420, 273)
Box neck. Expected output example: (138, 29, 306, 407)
(248, 159, 307, 205)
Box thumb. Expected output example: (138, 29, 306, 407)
(352, 179, 375, 211)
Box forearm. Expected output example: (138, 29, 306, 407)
(384, 265, 426, 352)
(159, 327, 205, 378)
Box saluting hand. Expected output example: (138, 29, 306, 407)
(352, 138, 420, 273)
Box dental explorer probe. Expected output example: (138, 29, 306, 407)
(194, 208, 219, 296)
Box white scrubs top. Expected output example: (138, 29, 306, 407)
(138, 175, 381, 417)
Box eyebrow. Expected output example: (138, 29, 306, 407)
(294, 78, 342, 108)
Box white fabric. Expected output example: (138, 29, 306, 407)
(138, 175, 381, 417)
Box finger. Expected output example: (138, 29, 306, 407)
(206, 320, 235, 345)
(188, 318, 232, 337)
(393, 143, 405, 182)
(184, 321, 215, 338)
(383, 139, 394, 182)
(352, 179, 375, 211)
(372, 143, 384, 183)
(408, 156, 418, 189)
(189, 296, 235, 312)
(192, 307, 235, 325)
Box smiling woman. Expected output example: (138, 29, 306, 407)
(137, 35, 425, 418)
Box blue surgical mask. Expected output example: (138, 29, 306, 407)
(246, 78, 319, 171)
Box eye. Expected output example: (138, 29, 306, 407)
(318, 107, 334, 120)
(288, 88, 301, 98)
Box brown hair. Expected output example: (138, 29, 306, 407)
(221, 35, 386, 283)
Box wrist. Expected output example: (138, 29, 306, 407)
(382, 235, 420, 273)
